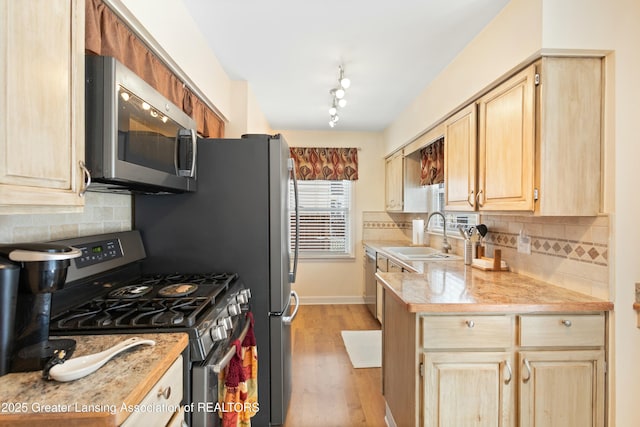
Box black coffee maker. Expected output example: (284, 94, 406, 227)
(0, 243, 81, 373)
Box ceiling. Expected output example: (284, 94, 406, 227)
(182, 0, 510, 132)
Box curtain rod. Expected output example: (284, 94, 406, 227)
(103, 0, 227, 122)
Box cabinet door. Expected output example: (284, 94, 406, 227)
(423, 351, 515, 427)
(519, 350, 605, 427)
(477, 64, 535, 211)
(385, 152, 403, 211)
(444, 103, 477, 211)
(0, 0, 85, 213)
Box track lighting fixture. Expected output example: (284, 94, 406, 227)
(328, 65, 350, 128)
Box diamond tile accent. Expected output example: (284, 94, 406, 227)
(486, 231, 608, 267)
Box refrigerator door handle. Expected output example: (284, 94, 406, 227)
(283, 291, 299, 325)
(288, 157, 300, 283)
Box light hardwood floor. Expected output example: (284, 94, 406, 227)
(283, 304, 386, 427)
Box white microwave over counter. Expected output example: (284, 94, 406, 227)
(85, 55, 197, 194)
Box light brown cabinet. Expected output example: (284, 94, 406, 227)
(477, 64, 536, 211)
(385, 151, 404, 211)
(0, 0, 86, 214)
(444, 103, 477, 211)
(443, 56, 602, 215)
(383, 310, 607, 427)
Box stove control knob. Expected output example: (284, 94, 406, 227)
(234, 293, 248, 304)
(209, 325, 227, 342)
(240, 289, 252, 300)
(217, 316, 233, 330)
(227, 303, 241, 316)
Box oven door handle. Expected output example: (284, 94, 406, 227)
(212, 319, 251, 373)
(283, 291, 299, 325)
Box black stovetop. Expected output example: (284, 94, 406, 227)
(51, 272, 238, 330)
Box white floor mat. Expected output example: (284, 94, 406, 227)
(341, 330, 382, 368)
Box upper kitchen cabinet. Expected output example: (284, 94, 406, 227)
(385, 150, 404, 211)
(477, 63, 536, 211)
(444, 103, 477, 211)
(535, 57, 602, 216)
(0, 0, 86, 214)
(386, 125, 444, 213)
(476, 57, 602, 215)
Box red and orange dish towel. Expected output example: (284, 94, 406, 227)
(218, 312, 258, 427)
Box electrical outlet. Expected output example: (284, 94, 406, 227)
(517, 230, 531, 254)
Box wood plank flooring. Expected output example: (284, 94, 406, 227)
(283, 304, 386, 427)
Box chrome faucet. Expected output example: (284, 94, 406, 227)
(427, 211, 451, 253)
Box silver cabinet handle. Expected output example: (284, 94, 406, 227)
(476, 189, 484, 207)
(522, 358, 532, 383)
(79, 161, 90, 197)
(157, 386, 171, 400)
(562, 319, 572, 327)
(467, 190, 475, 207)
(504, 360, 512, 385)
(465, 320, 475, 328)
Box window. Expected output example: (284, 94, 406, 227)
(425, 183, 478, 232)
(289, 180, 353, 258)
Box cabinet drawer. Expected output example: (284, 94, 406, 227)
(519, 314, 605, 347)
(122, 355, 183, 427)
(421, 315, 513, 349)
(376, 253, 388, 272)
(388, 260, 403, 272)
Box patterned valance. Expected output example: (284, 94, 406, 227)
(420, 137, 444, 186)
(290, 148, 358, 180)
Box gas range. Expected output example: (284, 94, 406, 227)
(41, 231, 258, 427)
(48, 232, 251, 363)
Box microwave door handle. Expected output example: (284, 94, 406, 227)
(175, 129, 197, 178)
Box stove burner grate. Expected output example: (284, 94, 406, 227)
(158, 283, 198, 297)
(107, 285, 152, 299)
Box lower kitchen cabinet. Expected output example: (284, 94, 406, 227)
(519, 349, 605, 427)
(121, 355, 184, 426)
(382, 308, 607, 427)
(423, 351, 515, 426)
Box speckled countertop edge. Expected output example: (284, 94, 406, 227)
(0, 332, 188, 426)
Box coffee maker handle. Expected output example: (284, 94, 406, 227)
(6, 247, 82, 262)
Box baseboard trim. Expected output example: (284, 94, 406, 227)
(385, 402, 397, 427)
(298, 295, 365, 305)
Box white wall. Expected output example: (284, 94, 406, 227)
(383, 0, 542, 154)
(276, 130, 386, 303)
(226, 81, 274, 138)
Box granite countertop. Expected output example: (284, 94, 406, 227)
(0, 332, 188, 426)
(364, 240, 613, 313)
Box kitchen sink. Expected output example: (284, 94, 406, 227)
(382, 246, 461, 261)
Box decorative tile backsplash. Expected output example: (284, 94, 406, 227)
(362, 211, 611, 300)
(486, 231, 608, 266)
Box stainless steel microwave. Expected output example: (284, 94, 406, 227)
(85, 55, 197, 194)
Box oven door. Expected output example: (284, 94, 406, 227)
(191, 360, 222, 427)
(191, 316, 252, 427)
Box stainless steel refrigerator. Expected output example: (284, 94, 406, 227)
(134, 133, 299, 426)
